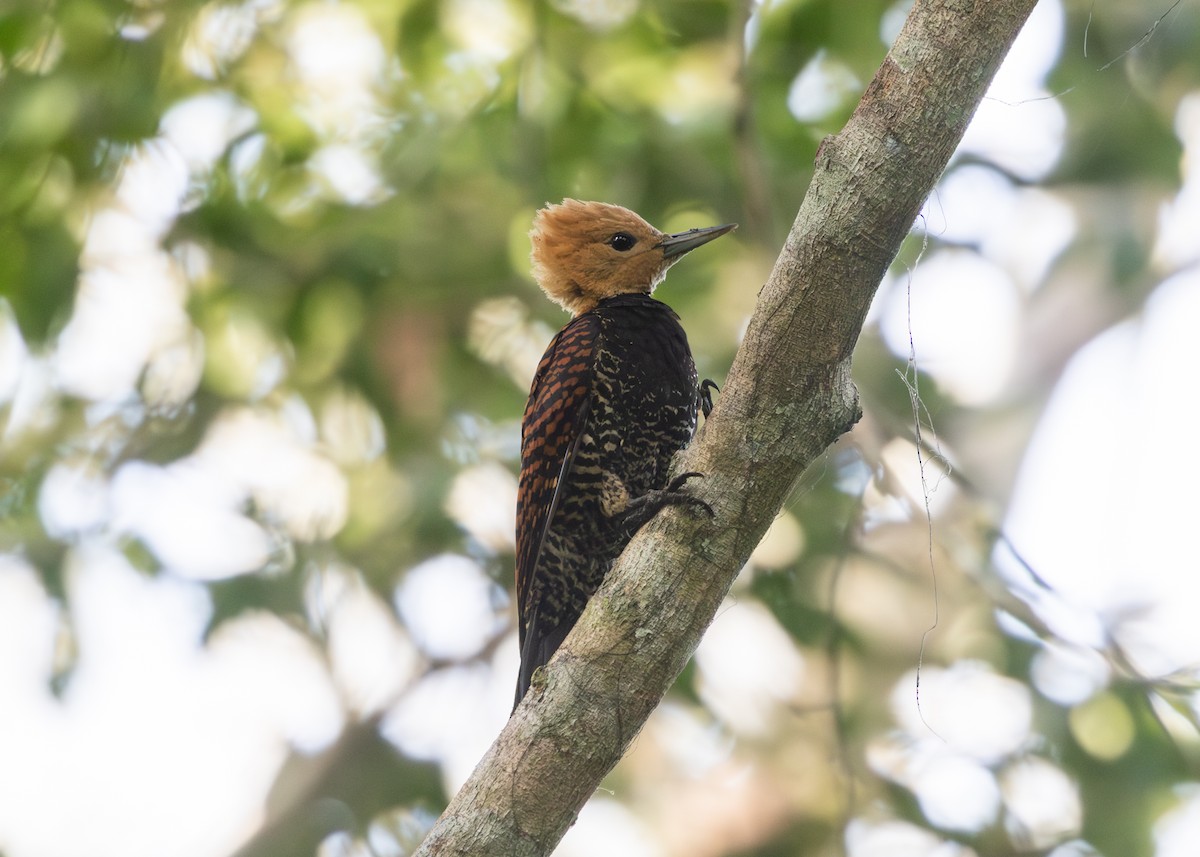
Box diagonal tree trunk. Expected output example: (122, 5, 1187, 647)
(414, 1, 1041, 853)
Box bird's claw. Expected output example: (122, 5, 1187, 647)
(700, 379, 720, 419)
(669, 471, 715, 518)
(624, 471, 714, 524)
(665, 471, 703, 492)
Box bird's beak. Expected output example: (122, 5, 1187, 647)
(659, 222, 737, 259)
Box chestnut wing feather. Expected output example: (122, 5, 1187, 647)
(515, 314, 601, 652)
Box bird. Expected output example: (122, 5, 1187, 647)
(514, 198, 736, 709)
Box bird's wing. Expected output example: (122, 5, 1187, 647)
(515, 313, 601, 650)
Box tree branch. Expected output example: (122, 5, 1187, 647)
(414, 1, 1039, 853)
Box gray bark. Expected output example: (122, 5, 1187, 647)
(414, 0, 1041, 853)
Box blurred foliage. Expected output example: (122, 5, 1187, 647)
(2, 0, 1200, 856)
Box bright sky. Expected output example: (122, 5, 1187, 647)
(1, 1, 1199, 856)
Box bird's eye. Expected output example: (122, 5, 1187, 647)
(607, 232, 637, 252)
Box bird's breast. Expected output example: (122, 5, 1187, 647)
(580, 299, 699, 495)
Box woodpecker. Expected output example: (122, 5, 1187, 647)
(514, 199, 735, 708)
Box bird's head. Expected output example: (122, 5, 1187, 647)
(529, 199, 736, 315)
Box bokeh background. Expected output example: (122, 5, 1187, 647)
(2, 0, 1200, 855)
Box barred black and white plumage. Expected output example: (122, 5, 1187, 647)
(514, 200, 735, 709)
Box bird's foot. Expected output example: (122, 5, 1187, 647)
(700, 379, 720, 419)
(622, 472, 714, 533)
